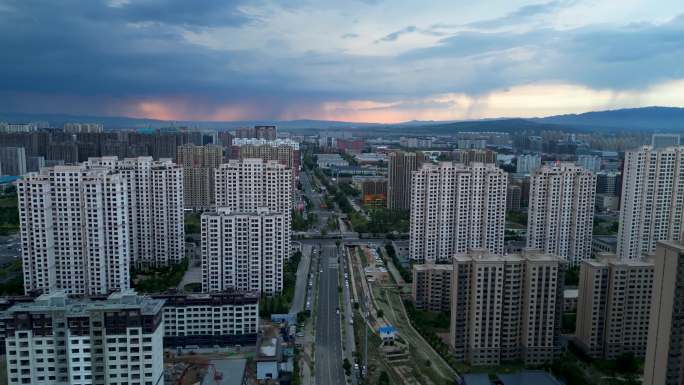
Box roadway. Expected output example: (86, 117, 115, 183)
(314, 244, 346, 385)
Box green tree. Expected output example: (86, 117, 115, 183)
(378, 371, 390, 385)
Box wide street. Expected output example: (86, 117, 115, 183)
(314, 244, 346, 385)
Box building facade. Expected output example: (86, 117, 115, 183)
(235, 125, 276, 140)
(516, 153, 541, 174)
(643, 241, 684, 385)
(410, 162, 507, 263)
(387, 151, 419, 211)
(617, 146, 684, 260)
(154, 291, 259, 347)
(2, 290, 164, 385)
(201, 208, 288, 295)
(449, 249, 566, 366)
(64, 123, 104, 134)
(527, 163, 596, 265)
(17, 166, 131, 295)
(574, 256, 654, 359)
(230, 138, 300, 178)
(176, 144, 223, 210)
(452, 149, 497, 165)
(86, 157, 185, 267)
(411, 264, 452, 312)
(0, 147, 27, 176)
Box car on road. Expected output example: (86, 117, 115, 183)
(336, 307, 340, 315)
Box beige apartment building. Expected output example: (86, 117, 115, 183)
(643, 241, 684, 385)
(411, 264, 452, 312)
(177, 144, 223, 210)
(449, 248, 566, 366)
(574, 254, 654, 359)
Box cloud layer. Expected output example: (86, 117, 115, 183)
(0, 0, 683, 122)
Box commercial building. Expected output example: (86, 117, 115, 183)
(410, 162, 507, 263)
(411, 264, 452, 312)
(315, 153, 348, 168)
(2, 290, 164, 385)
(86, 157, 185, 267)
(201, 208, 288, 295)
(595, 194, 619, 211)
(64, 123, 104, 133)
(449, 249, 566, 366)
(0, 147, 27, 176)
(574, 255, 654, 359)
(176, 144, 223, 210)
(576, 155, 601, 172)
(235, 125, 277, 140)
(388, 151, 419, 211)
(617, 146, 684, 260)
(527, 163, 596, 265)
(516, 154, 541, 174)
(154, 290, 259, 347)
(643, 241, 684, 385)
(507, 184, 522, 212)
(26, 156, 45, 173)
(231, 138, 300, 178)
(596, 172, 621, 195)
(360, 178, 387, 207)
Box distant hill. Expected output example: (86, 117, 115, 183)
(1, 106, 683, 133)
(534, 106, 684, 132)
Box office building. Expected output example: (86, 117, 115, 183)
(86, 157, 185, 267)
(452, 149, 497, 165)
(26, 156, 45, 172)
(201, 208, 288, 295)
(410, 162, 507, 263)
(64, 122, 104, 133)
(176, 144, 223, 210)
(360, 179, 387, 207)
(450, 249, 566, 366)
(596, 171, 621, 195)
(411, 264, 452, 312)
(231, 138, 300, 178)
(574, 255, 654, 360)
(651, 133, 680, 150)
(235, 125, 277, 140)
(154, 290, 259, 347)
(1, 290, 164, 385)
(617, 146, 684, 260)
(527, 163, 596, 265)
(643, 241, 684, 385)
(0, 147, 27, 176)
(388, 151, 419, 211)
(17, 165, 131, 295)
(516, 154, 541, 174)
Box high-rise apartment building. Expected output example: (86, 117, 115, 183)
(2, 290, 164, 385)
(516, 153, 541, 174)
(214, 158, 292, 216)
(63, 122, 104, 133)
(235, 125, 277, 140)
(574, 255, 654, 359)
(452, 149, 497, 165)
(201, 208, 288, 295)
(230, 138, 300, 178)
(17, 165, 131, 295)
(86, 156, 185, 267)
(527, 163, 596, 265)
(411, 264, 452, 312)
(449, 249, 566, 366)
(176, 144, 223, 210)
(617, 146, 684, 260)
(0, 147, 27, 176)
(576, 154, 602, 172)
(409, 162, 507, 263)
(387, 151, 419, 211)
(643, 241, 684, 385)
(651, 133, 680, 150)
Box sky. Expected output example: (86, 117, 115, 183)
(1, 0, 683, 123)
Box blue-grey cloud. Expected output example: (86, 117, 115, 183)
(467, 0, 575, 29)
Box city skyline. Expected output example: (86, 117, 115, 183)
(0, 1, 683, 122)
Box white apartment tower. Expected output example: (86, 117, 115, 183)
(617, 146, 684, 260)
(2, 290, 164, 385)
(527, 163, 596, 265)
(409, 162, 507, 263)
(17, 165, 130, 295)
(87, 157, 185, 267)
(201, 208, 288, 295)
